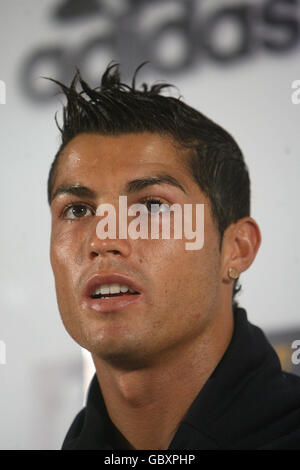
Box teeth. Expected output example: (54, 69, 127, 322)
(93, 284, 135, 296)
(100, 285, 110, 295)
(110, 284, 121, 294)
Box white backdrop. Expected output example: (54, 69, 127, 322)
(0, 0, 299, 449)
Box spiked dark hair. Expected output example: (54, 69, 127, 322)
(48, 62, 250, 308)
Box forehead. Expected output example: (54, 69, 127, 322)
(53, 132, 195, 191)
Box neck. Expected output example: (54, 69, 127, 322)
(92, 308, 234, 450)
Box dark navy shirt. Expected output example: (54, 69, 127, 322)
(62, 309, 300, 450)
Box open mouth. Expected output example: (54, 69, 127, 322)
(90, 284, 139, 300)
(83, 274, 143, 312)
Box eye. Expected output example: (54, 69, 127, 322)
(62, 204, 94, 220)
(141, 198, 170, 214)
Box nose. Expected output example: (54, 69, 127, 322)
(87, 219, 132, 260)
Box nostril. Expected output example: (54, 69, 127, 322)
(110, 250, 120, 255)
(90, 249, 120, 258)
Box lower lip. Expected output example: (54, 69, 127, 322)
(82, 293, 142, 313)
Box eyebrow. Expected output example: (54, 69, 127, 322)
(125, 174, 187, 194)
(50, 184, 96, 203)
(50, 174, 186, 203)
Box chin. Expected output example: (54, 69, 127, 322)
(88, 339, 153, 371)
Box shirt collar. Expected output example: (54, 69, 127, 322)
(169, 308, 281, 448)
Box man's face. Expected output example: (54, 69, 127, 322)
(50, 132, 223, 367)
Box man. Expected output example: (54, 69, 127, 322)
(48, 63, 300, 450)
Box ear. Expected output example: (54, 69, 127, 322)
(220, 217, 261, 282)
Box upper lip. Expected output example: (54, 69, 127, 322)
(83, 273, 143, 298)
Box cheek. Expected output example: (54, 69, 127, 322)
(50, 225, 82, 289)
(51, 230, 71, 270)
(140, 236, 221, 310)
(137, 239, 191, 301)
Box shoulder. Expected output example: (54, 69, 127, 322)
(61, 407, 86, 450)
